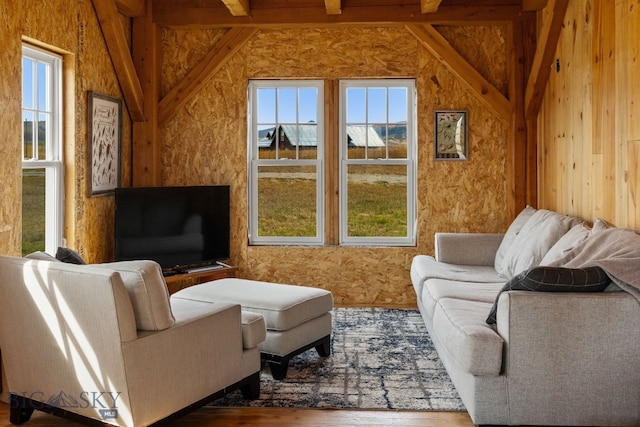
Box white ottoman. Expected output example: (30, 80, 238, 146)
(172, 278, 333, 379)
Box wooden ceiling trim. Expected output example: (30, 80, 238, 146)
(152, 5, 522, 28)
(524, 0, 569, 118)
(92, 0, 145, 121)
(115, 0, 145, 17)
(421, 0, 443, 14)
(325, 0, 342, 15)
(406, 24, 511, 122)
(221, 0, 251, 17)
(158, 27, 258, 124)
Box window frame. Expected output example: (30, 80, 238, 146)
(247, 79, 325, 246)
(338, 79, 417, 246)
(21, 44, 64, 255)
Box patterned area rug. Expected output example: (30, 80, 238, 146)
(212, 307, 466, 411)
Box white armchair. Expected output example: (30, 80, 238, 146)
(0, 255, 265, 426)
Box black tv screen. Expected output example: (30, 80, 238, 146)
(114, 185, 230, 271)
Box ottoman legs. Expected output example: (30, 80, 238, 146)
(262, 335, 331, 380)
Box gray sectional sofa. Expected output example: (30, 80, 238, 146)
(411, 207, 640, 426)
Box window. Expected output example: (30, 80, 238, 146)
(248, 79, 416, 247)
(22, 45, 64, 255)
(340, 80, 416, 246)
(248, 80, 324, 245)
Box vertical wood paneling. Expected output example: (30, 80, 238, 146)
(539, 0, 639, 228)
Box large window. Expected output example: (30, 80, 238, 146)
(248, 80, 324, 245)
(22, 45, 64, 255)
(340, 80, 416, 246)
(248, 79, 416, 247)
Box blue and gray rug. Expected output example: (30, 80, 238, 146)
(212, 307, 465, 411)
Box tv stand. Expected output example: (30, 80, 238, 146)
(164, 261, 238, 294)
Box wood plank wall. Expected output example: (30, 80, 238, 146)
(538, 0, 640, 228)
(159, 26, 510, 307)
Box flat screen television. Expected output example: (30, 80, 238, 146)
(114, 185, 230, 272)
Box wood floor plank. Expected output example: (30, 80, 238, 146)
(0, 403, 474, 426)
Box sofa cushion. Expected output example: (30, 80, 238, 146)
(539, 223, 591, 266)
(498, 209, 581, 279)
(486, 266, 611, 324)
(25, 251, 59, 262)
(99, 260, 175, 331)
(493, 205, 537, 274)
(411, 255, 503, 299)
(421, 279, 504, 321)
(432, 298, 504, 376)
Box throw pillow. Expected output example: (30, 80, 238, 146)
(486, 266, 611, 324)
(494, 205, 537, 273)
(55, 247, 87, 264)
(498, 209, 581, 279)
(539, 223, 591, 266)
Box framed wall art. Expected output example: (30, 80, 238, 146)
(434, 110, 468, 161)
(88, 91, 122, 196)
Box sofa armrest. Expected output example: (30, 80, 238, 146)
(435, 233, 504, 265)
(495, 291, 640, 426)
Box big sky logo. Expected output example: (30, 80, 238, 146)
(13, 391, 121, 420)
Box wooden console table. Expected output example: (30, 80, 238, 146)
(164, 262, 238, 294)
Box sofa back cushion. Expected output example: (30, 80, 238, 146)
(99, 260, 175, 331)
(539, 223, 591, 266)
(498, 209, 581, 279)
(494, 206, 537, 273)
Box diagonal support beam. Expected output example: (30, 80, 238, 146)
(158, 27, 258, 125)
(421, 0, 443, 14)
(92, 0, 145, 121)
(406, 24, 511, 122)
(115, 0, 144, 17)
(221, 0, 250, 16)
(524, 0, 570, 118)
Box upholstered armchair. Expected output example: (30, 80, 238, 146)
(0, 255, 265, 426)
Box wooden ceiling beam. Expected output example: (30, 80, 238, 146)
(115, 0, 145, 17)
(524, 0, 569, 118)
(92, 0, 145, 121)
(522, 0, 548, 11)
(407, 24, 511, 122)
(421, 0, 443, 14)
(221, 0, 251, 17)
(158, 27, 258, 124)
(325, 0, 342, 16)
(153, 4, 521, 28)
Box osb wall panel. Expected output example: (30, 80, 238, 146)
(539, 0, 640, 228)
(0, 1, 23, 256)
(1, 0, 131, 260)
(160, 27, 508, 307)
(434, 25, 509, 96)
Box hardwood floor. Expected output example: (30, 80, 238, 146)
(0, 403, 474, 426)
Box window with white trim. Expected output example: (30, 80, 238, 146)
(22, 45, 64, 255)
(340, 80, 416, 246)
(247, 79, 416, 247)
(248, 80, 324, 245)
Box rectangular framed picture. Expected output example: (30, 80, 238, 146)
(88, 91, 122, 196)
(434, 110, 468, 161)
